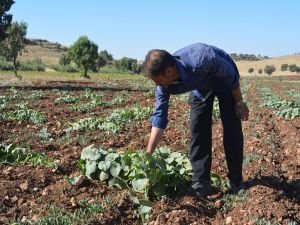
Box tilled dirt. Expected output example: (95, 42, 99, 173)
(0, 78, 299, 224)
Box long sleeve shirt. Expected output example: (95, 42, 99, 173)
(150, 43, 240, 129)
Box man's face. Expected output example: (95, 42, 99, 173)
(151, 67, 177, 87)
(151, 74, 173, 86)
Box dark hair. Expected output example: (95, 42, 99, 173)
(142, 49, 176, 77)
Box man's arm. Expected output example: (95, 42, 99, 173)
(147, 86, 170, 154)
(232, 85, 249, 121)
(146, 127, 165, 154)
(232, 84, 243, 102)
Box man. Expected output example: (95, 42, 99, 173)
(142, 43, 249, 196)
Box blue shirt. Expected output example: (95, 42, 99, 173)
(151, 43, 240, 129)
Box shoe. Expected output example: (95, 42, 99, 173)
(191, 180, 215, 197)
(230, 181, 246, 194)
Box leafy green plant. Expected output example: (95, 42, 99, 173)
(89, 95, 106, 107)
(0, 102, 46, 123)
(37, 127, 52, 141)
(285, 89, 300, 103)
(9, 87, 23, 100)
(79, 145, 193, 197)
(0, 143, 58, 168)
(66, 106, 152, 133)
(55, 91, 77, 104)
(259, 86, 300, 119)
(71, 102, 91, 113)
(27, 90, 44, 100)
(78, 145, 192, 223)
(0, 95, 8, 109)
(110, 95, 128, 104)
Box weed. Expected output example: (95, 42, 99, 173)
(243, 152, 263, 165)
(12, 197, 116, 225)
(37, 127, 52, 141)
(221, 191, 249, 213)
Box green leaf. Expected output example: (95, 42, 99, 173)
(128, 190, 140, 204)
(98, 160, 111, 171)
(81, 144, 102, 160)
(85, 160, 97, 178)
(139, 204, 153, 215)
(67, 175, 82, 185)
(165, 157, 174, 164)
(132, 178, 149, 192)
(109, 177, 128, 189)
(99, 171, 109, 181)
(169, 152, 182, 158)
(179, 168, 186, 175)
(210, 173, 222, 186)
(110, 161, 122, 177)
(105, 152, 120, 162)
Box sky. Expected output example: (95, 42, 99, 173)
(9, 0, 300, 60)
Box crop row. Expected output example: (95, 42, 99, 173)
(258, 85, 300, 119)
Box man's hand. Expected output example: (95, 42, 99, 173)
(234, 100, 249, 121)
(146, 127, 165, 154)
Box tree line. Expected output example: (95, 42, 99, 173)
(248, 64, 300, 76)
(230, 53, 269, 61)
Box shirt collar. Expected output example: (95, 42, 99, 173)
(174, 57, 189, 83)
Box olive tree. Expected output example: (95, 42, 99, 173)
(281, 64, 288, 71)
(258, 68, 262, 74)
(0, 21, 27, 78)
(0, 0, 14, 42)
(264, 65, 276, 76)
(68, 36, 98, 78)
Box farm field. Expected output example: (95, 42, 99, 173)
(0, 74, 299, 225)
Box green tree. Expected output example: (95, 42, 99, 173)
(281, 64, 288, 71)
(264, 65, 276, 76)
(59, 53, 71, 66)
(288, 64, 298, 72)
(248, 68, 254, 74)
(115, 57, 139, 73)
(68, 36, 98, 78)
(0, 21, 27, 78)
(96, 50, 113, 71)
(0, 0, 14, 42)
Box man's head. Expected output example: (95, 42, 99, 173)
(143, 49, 179, 86)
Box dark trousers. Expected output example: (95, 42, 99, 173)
(189, 91, 243, 185)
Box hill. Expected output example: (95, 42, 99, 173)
(19, 38, 68, 66)
(19, 38, 300, 76)
(236, 54, 300, 76)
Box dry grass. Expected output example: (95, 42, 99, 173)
(0, 71, 145, 87)
(20, 45, 64, 65)
(235, 54, 300, 76)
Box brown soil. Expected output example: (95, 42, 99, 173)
(0, 78, 299, 225)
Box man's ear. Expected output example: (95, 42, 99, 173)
(164, 67, 172, 77)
